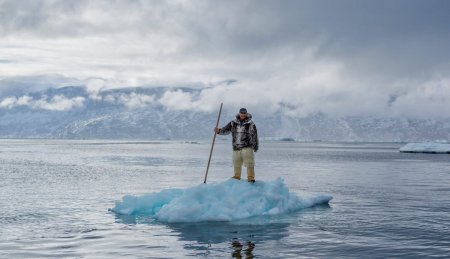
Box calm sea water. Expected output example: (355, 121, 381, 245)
(1, 139, 449, 258)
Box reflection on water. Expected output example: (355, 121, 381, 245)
(195, 221, 288, 258)
(167, 221, 282, 258)
(114, 206, 332, 257)
(232, 239, 255, 259)
(114, 214, 291, 257)
(167, 220, 290, 244)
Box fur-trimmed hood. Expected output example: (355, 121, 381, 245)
(233, 113, 253, 123)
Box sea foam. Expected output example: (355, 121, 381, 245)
(111, 178, 332, 223)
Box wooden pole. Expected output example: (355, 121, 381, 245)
(204, 103, 223, 183)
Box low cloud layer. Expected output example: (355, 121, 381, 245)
(1, 0, 450, 119)
(1, 78, 450, 119)
(104, 92, 155, 109)
(0, 94, 85, 111)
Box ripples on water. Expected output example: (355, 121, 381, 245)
(1, 140, 450, 258)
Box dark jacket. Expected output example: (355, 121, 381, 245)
(218, 113, 259, 152)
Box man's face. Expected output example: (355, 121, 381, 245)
(239, 112, 247, 120)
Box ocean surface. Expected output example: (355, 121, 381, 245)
(1, 139, 449, 258)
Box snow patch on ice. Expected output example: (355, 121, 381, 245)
(400, 142, 450, 153)
(111, 178, 332, 223)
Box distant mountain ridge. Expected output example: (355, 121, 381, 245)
(0, 86, 449, 142)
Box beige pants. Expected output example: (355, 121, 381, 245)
(232, 147, 255, 167)
(232, 148, 255, 181)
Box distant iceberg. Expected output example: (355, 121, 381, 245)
(399, 142, 450, 154)
(111, 178, 332, 223)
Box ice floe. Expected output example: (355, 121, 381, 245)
(399, 142, 450, 154)
(111, 178, 332, 223)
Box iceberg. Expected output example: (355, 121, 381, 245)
(399, 142, 450, 154)
(111, 178, 332, 223)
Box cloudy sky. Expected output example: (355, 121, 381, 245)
(1, 0, 450, 118)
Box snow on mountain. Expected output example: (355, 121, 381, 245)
(0, 85, 450, 142)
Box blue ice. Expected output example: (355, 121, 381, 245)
(111, 178, 332, 223)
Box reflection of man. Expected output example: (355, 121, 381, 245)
(215, 108, 259, 182)
(232, 239, 255, 259)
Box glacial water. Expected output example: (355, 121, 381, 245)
(1, 139, 449, 258)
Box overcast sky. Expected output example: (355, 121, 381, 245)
(1, 0, 450, 118)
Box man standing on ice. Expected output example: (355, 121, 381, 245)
(215, 108, 259, 183)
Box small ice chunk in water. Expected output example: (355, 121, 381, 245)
(399, 142, 450, 153)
